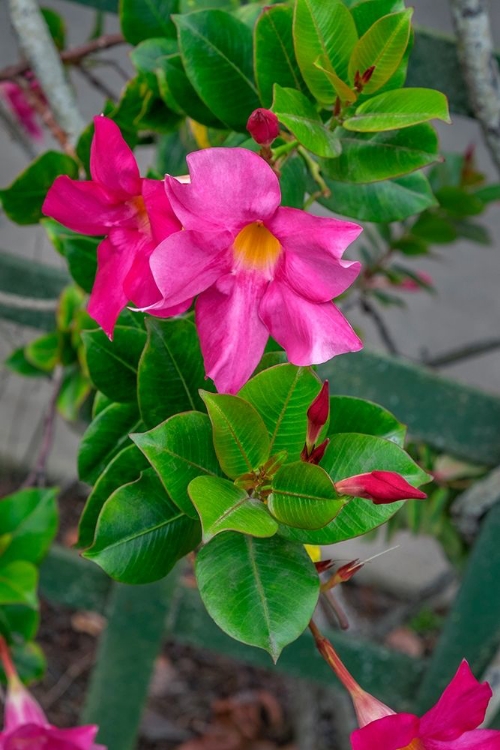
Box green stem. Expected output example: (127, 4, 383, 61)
(272, 139, 298, 159)
(298, 146, 331, 199)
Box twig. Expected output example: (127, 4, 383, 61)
(0, 94, 36, 158)
(22, 366, 63, 488)
(0, 33, 125, 82)
(450, 0, 500, 175)
(8, 0, 85, 145)
(359, 296, 400, 356)
(42, 651, 95, 710)
(75, 63, 118, 103)
(16, 77, 75, 156)
(423, 337, 500, 368)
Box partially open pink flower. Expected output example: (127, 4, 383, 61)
(149, 147, 362, 393)
(42, 115, 189, 336)
(0, 80, 43, 140)
(335, 470, 427, 504)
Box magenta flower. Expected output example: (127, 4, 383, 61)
(335, 470, 427, 504)
(149, 147, 362, 393)
(246, 108, 280, 147)
(0, 80, 43, 140)
(0, 638, 105, 749)
(42, 115, 189, 336)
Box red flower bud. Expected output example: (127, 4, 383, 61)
(361, 65, 375, 85)
(306, 381, 330, 449)
(334, 471, 427, 504)
(246, 108, 280, 147)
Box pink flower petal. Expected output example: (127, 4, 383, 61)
(88, 236, 138, 337)
(1, 82, 43, 140)
(268, 206, 362, 257)
(142, 178, 181, 244)
(279, 250, 361, 303)
(421, 661, 493, 742)
(147, 297, 193, 319)
(196, 273, 269, 393)
(2, 723, 105, 749)
(351, 713, 420, 750)
(150, 230, 232, 308)
(425, 730, 500, 749)
(90, 115, 141, 198)
(165, 148, 281, 233)
(42, 176, 136, 235)
(259, 281, 362, 366)
(4, 683, 47, 732)
(335, 471, 427, 503)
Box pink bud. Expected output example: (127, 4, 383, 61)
(306, 381, 330, 449)
(334, 471, 427, 504)
(246, 108, 280, 147)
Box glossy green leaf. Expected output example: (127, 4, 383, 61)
(138, 318, 208, 429)
(77, 444, 149, 549)
(0, 488, 58, 565)
(436, 186, 484, 217)
(268, 461, 343, 529)
(254, 5, 307, 107)
(314, 55, 357, 103)
(120, 0, 178, 45)
(323, 124, 439, 183)
(130, 37, 178, 85)
(279, 155, 308, 208)
(472, 183, 500, 204)
(175, 10, 260, 131)
(239, 364, 323, 461)
(0, 562, 38, 609)
(196, 532, 319, 660)
(351, 0, 405, 36)
(92, 391, 113, 418)
(4, 347, 48, 378)
(25, 333, 59, 372)
(132, 411, 221, 519)
(78, 401, 142, 485)
(189, 476, 278, 541)
(348, 10, 412, 94)
(344, 88, 451, 132)
(56, 367, 92, 422)
(43, 220, 99, 293)
(0, 152, 78, 225)
(84, 469, 201, 584)
(328, 396, 406, 446)
(157, 53, 224, 127)
(82, 326, 146, 403)
(411, 212, 458, 244)
(272, 86, 341, 157)
(201, 392, 270, 479)
(318, 172, 437, 222)
(293, 0, 358, 104)
(0, 606, 39, 643)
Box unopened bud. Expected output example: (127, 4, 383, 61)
(361, 65, 375, 84)
(301, 438, 329, 465)
(246, 108, 280, 147)
(306, 381, 330, 449)
(335, 471, 427, 504)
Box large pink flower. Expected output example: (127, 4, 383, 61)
(42, 115, 189, 336)
(149, 147, 362, 393)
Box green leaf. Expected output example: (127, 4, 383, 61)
(0, 606, 39, 643)
(436, 186, 484, 217)
(77, 444, 149, 549)
(41, 7, 66, 50)
(280, 155, 308, 208)
(318, 172, 437, 222)
(0, 562, 38, 609)
(323, 124, 439, 183)
(175, 10, 260, 131)
(196, 532, 319, 660)
(138, 318, 208, 429)
(328, 396, 406, 446)
(82, 326, 146, 403)
(453, 220, 491, 246)
(78, 401, 143, 485)
(293, 0, 358, 104)
(280, 432, 429, 544)
(189, 476, 278, 541)
(4, 347, 48, 378)
(344, 88, 451, 132)
(56, 367, 92, 422)
(25, 333, 59, 372)
(10, 641, 46, 684)
(472, 183, 500, 204)
(0, 488, 58, 565)
(272, 86, 341, 158)
(132, 412, 221, 519)
(0, 152, 78, 225)
(348, 10, 413, 94)
(130, 37, 178, 85)
(351, 0, 405, 37)
(43, 220, 99, 293)
(120, 0, 178, 45)
(201, 392, 271, 479)
(254, 5, 307, 108)
(84, 469, 201, 584)
(239, 364, 324, 461)
(314, 55, 357, 103)
(411, 213, 458, 244)
(157, 53, 224, 127)
(268, 462, 343, 529)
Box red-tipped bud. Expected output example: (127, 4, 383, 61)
(335, 559, 364, 584)
(335, 471, 427, 504)
(301, 438, 329, 465)
(361, 65, 375, 84)
(306, 381, 330, 449)
(315, 558, 335, 573)
(246, 108, 280, 147)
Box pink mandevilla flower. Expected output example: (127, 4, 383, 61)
(42, 115, 190, 337)
(335, 470, 427, 504)
(148, 147, 363, 393)
(0, 79, 43, 140)
(0, 638, 106, 750)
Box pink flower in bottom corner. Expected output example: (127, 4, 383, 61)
(42, 115, 190, 337)
(148, 147, 363, 393)
(0, 639, 105, 750)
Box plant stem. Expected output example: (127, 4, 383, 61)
(299, 146, 331, 197)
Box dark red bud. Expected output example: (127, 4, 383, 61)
(306, 439, 329, 465)
(246, 108, 280, 147)
(306, 381, 329, 449)
(335, 471, 427, 504)
(361, 65, 375, 84)
(354, 70, 362, 89)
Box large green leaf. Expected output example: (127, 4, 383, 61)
(78, 401, 142, 485)
(280, 432, 430, 544)
(82, 326, 147, 403)
(280, 155, 308, 208)
(132, 411, 221, 519)
(84, 469, 201, 584)
(0, 488, 58, 565)
(268, 461, 343, 530)
(43, 220, 99, 293)
(175, 10, 260, 131)
(272, 86, 341, 158)
(25, 333, 59, 373)
(239, 364, 323, 461)
(189, 476, 278, 541)
(322, 124, 439, 183)
(201, 392, 270, 479)
(328, 396, 406, 446)
(130, 37, 178, 88)
(0, 152, 78, 225)
(120, 0, 178, 45)
(348, 10, 412, 94)
(0, 562, 38, 609)
(254, 5, 307, 108)
(318, 172, 438, 222)
(351, 0, 405, 36)
(196, 532, 319, 660)
(157, 53, 224, 127)
(293, 0, 358, 104)
(344, 88, 451, 132)
(0, 606, 39, 643)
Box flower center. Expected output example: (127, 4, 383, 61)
(233, 221, 281, 277)
(398, 741, 425, 750)
(129, 195, 150, 233)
